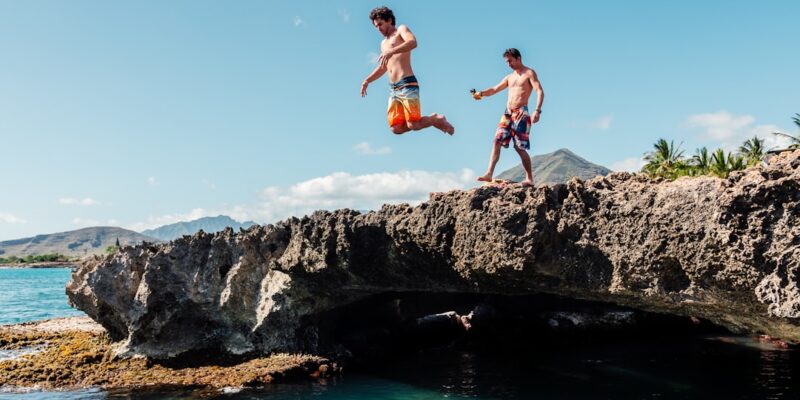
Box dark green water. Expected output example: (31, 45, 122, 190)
(3, 334, 796, 399)
(1, 269, 798, 399)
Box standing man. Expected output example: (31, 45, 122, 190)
(472, 48, 544, 187)
(361, 6, 454, 136)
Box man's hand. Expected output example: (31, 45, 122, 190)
(470, 89, 483, 100)
(361, 81, 369, 97)
(532, 110, 541, 123)
(378, 50, 394, 68)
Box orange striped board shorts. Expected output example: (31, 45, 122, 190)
(387, 75, 421, 127)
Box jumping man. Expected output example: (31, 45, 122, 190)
(361, 7, 454, 135)
(472, 48, 544, 187)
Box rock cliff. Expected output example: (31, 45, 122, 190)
(67, 151, 800, 360)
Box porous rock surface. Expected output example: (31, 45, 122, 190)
(67, 151, 800, 360)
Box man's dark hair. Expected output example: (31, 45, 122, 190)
(369, 6, 395, 26)
(503, 48, 522, 59)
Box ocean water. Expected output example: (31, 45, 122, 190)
(3, 337, 798, 400)
(0, 268, 798, 399)
(0, 268, 84, 325)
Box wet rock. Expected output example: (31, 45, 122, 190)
(67, 151, 800, 360)
(546, 311, 635, 331)
(0, 318, 327, 390)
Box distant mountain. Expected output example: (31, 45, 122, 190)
(0, 227, 159, 258)
(141, 215, 257, 241)
(496, 148, 612, 185)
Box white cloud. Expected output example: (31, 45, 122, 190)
(107, 219, 120, 226)
(0, 213, 27, 224)
(353, 142, 392, 155)
(148, 176, 158, 186)
(686, 111, 755, 141)
(367, 52, 380, 66)
(134, 169, 475, 230)
(590, 115, 613, 131)
(338, 8, 350, 23)
(72, 218, 100, 227)
(293, 16, 306, 27)
(610, 157, 646, 173)
(58, 197, 99, 206)
(244, 169, 475, 223)
(686, 111, 794, 151)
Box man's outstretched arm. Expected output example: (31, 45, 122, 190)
(361, 64, 387, 97)
(477, 76, 509, 98)
(529, 70, 544, 122)
(378, 25, 417, 67)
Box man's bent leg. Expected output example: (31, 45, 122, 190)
(477, 141, 502, 182)
(391, 124, 412, 135)
(407, 115, 454, 135)
(406, 117, 435, 130)
(515, 146, 535, 187)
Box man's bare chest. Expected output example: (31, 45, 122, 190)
(508, 75, 531, 90)
(382, 35, 404, 51)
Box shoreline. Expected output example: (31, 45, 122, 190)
(0, 262, 77, 269)
(0, 316, 336, 392)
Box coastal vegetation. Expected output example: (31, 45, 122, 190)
(0, 253, 74, 265)
(641, 138, 761, 179)
(641, 113, 798, 179)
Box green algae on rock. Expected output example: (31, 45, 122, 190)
(0, 317, 333, 391)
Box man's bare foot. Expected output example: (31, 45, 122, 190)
(520, 179, 535, 187)
(429, 113, 444, 130)
(477, 174, 493, 182)
(440, 114, 455, 135)
(431, 113, 454, 135)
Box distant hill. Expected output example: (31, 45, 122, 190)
(141, 215, 257, 241)
(496, 148, 612, 185)
(0, 227, 159, 258)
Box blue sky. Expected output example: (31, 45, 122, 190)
(1, 0, 799, 240)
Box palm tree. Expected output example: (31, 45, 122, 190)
(643, 139, 685, 178)
(727, 153, 746, 172)
(738, 136, 765, 166)
(772, 113, 800, 149)
(690, 147, 711, 176)
(673, 161, 694, 177)
(710, 148, 730, 178)
(708, 150, 746, 178)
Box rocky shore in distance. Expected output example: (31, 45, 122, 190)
(0, 316, 335, 391)
(0, 262, 76, 269)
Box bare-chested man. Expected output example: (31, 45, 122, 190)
(472, 48, 544, 187)
(361, 7, 454, 135)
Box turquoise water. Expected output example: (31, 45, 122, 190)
(0, 268, 798, 399)
(0, 267, 84, 325)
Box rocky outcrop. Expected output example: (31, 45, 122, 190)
(67, 151, 800, 360)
